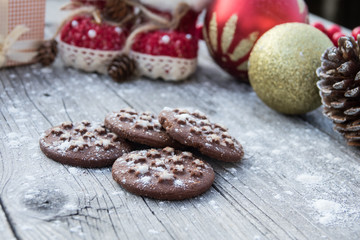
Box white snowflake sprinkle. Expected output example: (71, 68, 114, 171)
(136, 164, 149, 175)
(159, 171, 174, 181)
(174, 179, 184, 187)
(139, 176, 151, 185)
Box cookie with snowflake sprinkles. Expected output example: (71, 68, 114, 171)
(39, 121, 132, 168)
(159, 108, 244, 162)
(104, 108, 183, 148)
(58, 15, 128, 73)
(112, 147, 215, 200)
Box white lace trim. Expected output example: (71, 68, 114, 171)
(130, 51, 197, 81)
(58, 39, 122, 74)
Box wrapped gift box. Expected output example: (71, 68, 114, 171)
(0, 0, 46, 67)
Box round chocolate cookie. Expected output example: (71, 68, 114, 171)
(105, 108, 182, 148)
(159, 108, 244, 162)
(39, 121, 132, 168)
(112, 147, 215, 200)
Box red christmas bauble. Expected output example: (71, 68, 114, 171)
(203, 0, 309, 82)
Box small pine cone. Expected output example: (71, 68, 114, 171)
(108, 54, 136, 82)
(36, 39, 58, 66)
(317, 36, 360, 146)
(103, 0, 131, 22)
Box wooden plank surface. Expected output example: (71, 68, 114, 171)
(1, 1, 360, 239)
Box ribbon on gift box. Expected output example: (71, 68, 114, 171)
(0, 0, 42, 67)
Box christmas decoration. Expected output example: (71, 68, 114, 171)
(60, 16, 127, 50)
(103, 0, 132, 22)
(202, 0, 309, 82)
(36, 40, 58, 66)
(58, 15, 128, 73)
(352, 27, 360, 39)
(0, 0, 46, 68)
(125, 0, 210, 81)
(138, 0, 209, 34)
(130, 30, 198, 81)
(311, 22, 343, 46)
(248, 23, 332, 115)
(70, 0, 106, 9)
(108, 54, 136, 82)
(317, 36, 360, 146)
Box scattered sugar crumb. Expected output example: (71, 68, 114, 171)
(25, 176, 36, 181)
(228, 168, 237, 174)
(68, 167, 80, 174)
(41, 68, 53, 74)
(8, 140, 21, 148)
(19, 225, 33, 231)
(7, 132, 20, 139)
(296, 174, 323, 185)
(8, 107, 19, 113)
(63, 204, 78, 211)
(313, 199, 343, 225)
(271, 149, 281, 155)
(209, 200, 218, 209)
(148, 229, 159, 234)
(112, 191, 124, 195)
(274, 194, 281, 199)
(70, 225, 84, 236)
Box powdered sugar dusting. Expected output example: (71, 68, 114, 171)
(296, 174, 323, 185)
(174, 179, 184, 187)
(148, 229, 159, 234)
(139, 176, 152, 185)
(312, 199, 343, 225)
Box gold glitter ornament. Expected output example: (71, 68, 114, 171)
(248, 23, 333, 114)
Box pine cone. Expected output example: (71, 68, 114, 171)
(108, 54, 136, 82)
(103, 0, 130, 22)
(317, 36, 360, 146)
(36, 39, 58, 66)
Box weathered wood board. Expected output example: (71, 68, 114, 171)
(0, 1, 360, 239)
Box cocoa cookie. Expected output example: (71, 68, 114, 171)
(105, 108, 181, 148)
(39, 121, 132, 168)
(159, 108, 244, 162)
(112, 147, 215, 200)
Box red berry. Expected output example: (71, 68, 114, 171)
(352, 26, 360, 40)
(312, 22, 327, 34)
(332, 32, 345, 47)
(327, 24, 342, 38)
(60, 16, 127, 51)
(131, 31, 198, 59)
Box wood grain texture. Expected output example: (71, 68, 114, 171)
(0, 1, 360, 239)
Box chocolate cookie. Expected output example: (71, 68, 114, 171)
(159, 108, 244, 162)
(105, 108, 181, 148)
(40, 121, 132, 168)
(112, 147, 215, 200)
